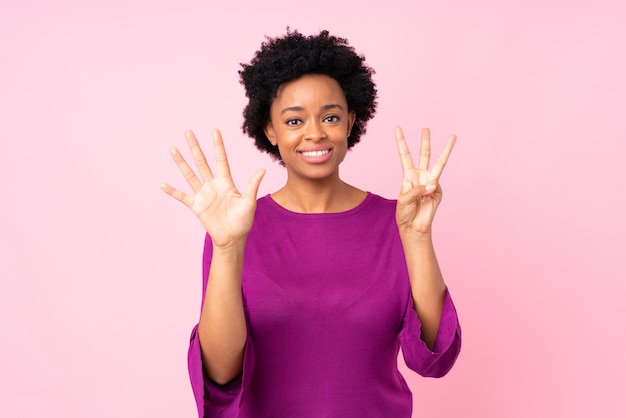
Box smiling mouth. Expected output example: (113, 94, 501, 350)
(300, 149, 330, 157)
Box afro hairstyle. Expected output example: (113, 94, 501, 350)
(238, 28, 378, 162)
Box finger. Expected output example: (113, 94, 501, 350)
(419, 128, 431, 171)
(160, 182, 194, 207)
(170, 147, 204, 192)
(245, 169, 266, 201)
(212, 129, 232, 179)
(401, 182, 437, 201)
(430, 135, 457, 181)
(394, 126, 414, 171)
(185, 130, 214, 182)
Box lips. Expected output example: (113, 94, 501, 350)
(298, 147, 333, 163)
(300, 149, 330, 157)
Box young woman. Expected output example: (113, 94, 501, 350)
(161, 29, 461, 418)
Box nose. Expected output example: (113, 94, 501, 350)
(304, 120, 326, 142)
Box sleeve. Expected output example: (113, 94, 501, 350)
(187, 234, 243, 417)
(398, 288, 462, 378)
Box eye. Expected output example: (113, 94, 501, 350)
(324, 115, 340, 123)
(285, 118, 301, 126)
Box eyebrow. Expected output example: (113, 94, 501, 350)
(280, 104, 344, 115)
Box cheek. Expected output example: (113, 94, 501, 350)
(336, 140, 349, 162)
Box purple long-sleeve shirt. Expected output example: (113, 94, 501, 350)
(188, 193, 461, 417)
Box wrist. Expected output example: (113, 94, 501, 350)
(399, 227, 433, 243)
(212, 236, 248, 254)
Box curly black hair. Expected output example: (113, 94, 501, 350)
(239, 29, 378, 162)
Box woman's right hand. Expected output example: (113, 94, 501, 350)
(161, 129, 266, 248)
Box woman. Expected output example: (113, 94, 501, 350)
(161, 29, 461, 418)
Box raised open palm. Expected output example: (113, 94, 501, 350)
(160, 129, 266, 247)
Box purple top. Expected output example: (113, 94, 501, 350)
(188, 193, 461, 417)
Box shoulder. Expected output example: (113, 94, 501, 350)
(256, 194, 274, 211)
(363, 192, 397, 213)
(366, 192, 396, 205)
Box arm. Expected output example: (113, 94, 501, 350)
(394, 127, 456, 350)
(199, 238, 248, 384)
(399, 231, 446, 349)
(399, 288, 461, 377)
(161, 129, 265, 385)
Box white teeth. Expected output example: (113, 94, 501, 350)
(301, 150, 330, 157)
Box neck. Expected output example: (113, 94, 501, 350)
(272, 175, 365, 214)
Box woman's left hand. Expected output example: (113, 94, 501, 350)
(395, 126, 456, 235)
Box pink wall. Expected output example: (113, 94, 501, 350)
(1, 0, 624, 416)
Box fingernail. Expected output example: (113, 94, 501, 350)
(426, 184, 436, 192)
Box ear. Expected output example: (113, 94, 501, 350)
(264, 121, 277, 146)
(347, 111, 356, 135)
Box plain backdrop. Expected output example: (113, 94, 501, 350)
(1, 0, 625, 416)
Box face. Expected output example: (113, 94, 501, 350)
(264, 74, 356, 182)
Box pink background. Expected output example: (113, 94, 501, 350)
(1, 0, 625, 416)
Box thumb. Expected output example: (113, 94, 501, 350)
(401, 183, 434, 202)
(245, 168, 266, 200)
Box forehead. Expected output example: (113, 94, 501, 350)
(273, 74, 346, 108)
